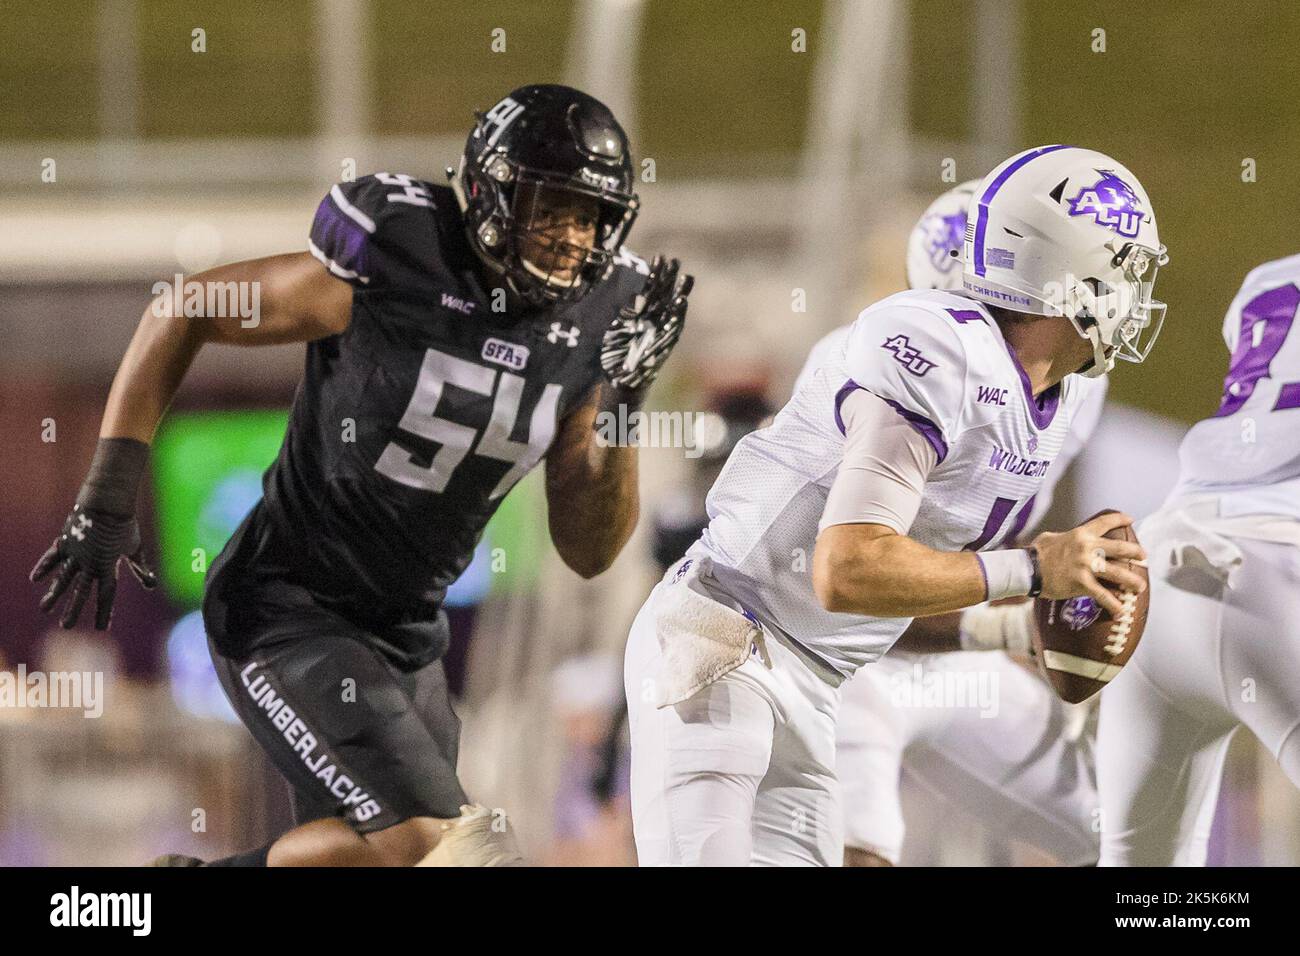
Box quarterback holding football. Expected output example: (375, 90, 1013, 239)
(624, 145, 1164, 865)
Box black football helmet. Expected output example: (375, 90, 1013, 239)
(448, 84, 640, 307)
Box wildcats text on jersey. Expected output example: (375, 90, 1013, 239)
(988, 446, 1052, 478)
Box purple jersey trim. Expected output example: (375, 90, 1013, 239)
(834, 379, 949, 464)
(833, 379, 861, 435)
(974, 554, 990, 602)
(312, 196, 371, 277)
(973, 144, 1072, 277)
(1002, 341, 1061, 430)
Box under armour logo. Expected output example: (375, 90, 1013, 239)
(547, 323, 580, 347)
(69, 514, 93, 541)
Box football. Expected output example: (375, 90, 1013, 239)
(1032, 511, 1149, 704)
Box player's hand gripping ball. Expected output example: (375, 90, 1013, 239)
(1033, 510, 1149, 703)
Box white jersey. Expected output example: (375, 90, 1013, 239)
(1170, 253, 1300, 518)
(797, 323, 1109, 538)
(691, 289, 1096, 678)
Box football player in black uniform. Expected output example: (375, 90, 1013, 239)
(30, 84, 692, 866)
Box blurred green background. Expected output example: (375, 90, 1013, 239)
(3, 0, 1299, 421)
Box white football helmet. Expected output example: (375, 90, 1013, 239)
(906, 180, 978, 291)
(961, 145, 1168, 377)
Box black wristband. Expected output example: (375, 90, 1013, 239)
(77, 437, 149, 516)
(1026, 545, 1043, 598)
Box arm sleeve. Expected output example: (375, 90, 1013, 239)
(837, 304, 969, 463)
(819, 388, 939, 535)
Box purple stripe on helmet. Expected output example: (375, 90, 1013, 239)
(834, 379, 949, 463)
(1002, 340, 1061, 430)
(973, 144, 1072, 278)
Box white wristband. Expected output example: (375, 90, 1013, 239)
(974, 549, 1034, 602)
(958, 601, 1036, 657)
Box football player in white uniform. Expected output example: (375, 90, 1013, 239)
(1098, 253, 1300, 866)
(623, 145, 1168, 866)
(810, 182, 1109, 867)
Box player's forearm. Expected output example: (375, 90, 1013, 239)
(892, 611, 964, 653)
(545, 385, 642, 578)
(100, 309, 205, 443)
(812, 525, 986, 618)
(101, 254, 352, 443)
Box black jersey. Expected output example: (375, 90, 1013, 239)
(207, 173, 649, 662)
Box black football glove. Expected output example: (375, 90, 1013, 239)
(601, 255, 692, 392)
(30, 438, 157, 631)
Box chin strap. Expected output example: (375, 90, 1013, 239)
(520, 256, 580, 288)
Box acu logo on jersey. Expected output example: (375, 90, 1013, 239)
(1066, 169, 1144, 238)
(881, 334, 937, 377)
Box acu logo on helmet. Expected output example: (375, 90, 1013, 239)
(1066, 169, 1145, 238)
(923, 210, 967, 272)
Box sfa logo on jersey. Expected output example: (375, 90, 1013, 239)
(1066, 170, 1144, 238)
(921, 209, 967, 273)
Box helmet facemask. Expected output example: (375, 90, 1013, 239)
(508, 171, 637, 301)
(1062, 239, 1169, 376)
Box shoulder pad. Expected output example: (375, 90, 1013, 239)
(839, 292, 977, 452)
(308, 173, 443, 290)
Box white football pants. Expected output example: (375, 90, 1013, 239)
(837, 650, 1099, 865)
(1098, 534, 1300, 865)
(624, 581, 843, 866)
